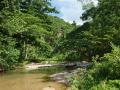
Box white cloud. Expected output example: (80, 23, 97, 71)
(52, 0, 98, 25)
(92, 0, 98, 6)
(57, 0, 84, 25)
(58, 0, 65, 2)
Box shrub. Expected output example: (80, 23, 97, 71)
(70, 44, 120, 90)
(0, 39, 20, 70)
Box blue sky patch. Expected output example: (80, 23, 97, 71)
(51, 0, 84, 25)
(51, 0, 98, 25)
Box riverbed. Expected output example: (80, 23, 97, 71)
(0, 70, 67, 90)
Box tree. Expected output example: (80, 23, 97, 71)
(20, 0, 57, 14)
(81, 0, 120, 55)
(59, 0, 120, 61)
(0, 0, 60, 69)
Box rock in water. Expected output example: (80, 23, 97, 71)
(43, 86, 55, 90)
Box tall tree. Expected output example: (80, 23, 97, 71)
(59, 0, 120, 61)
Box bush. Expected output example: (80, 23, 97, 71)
(70, 45, 120, 90)
(0, 39, 20, 70)
(65, 51, 81, 61)
(91, 80, 120, 90)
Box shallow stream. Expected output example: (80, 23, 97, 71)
(0, 68, 67, 90)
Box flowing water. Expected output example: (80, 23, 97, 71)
(0, 69, 67, 90)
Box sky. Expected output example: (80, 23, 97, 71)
(51, 0, 98, 25)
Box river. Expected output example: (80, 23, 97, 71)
(0, 69, 67, 90)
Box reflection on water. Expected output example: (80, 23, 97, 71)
(0, 70, 67, 90)
(29, 66, 67, 74)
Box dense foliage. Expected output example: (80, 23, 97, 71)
(0, 0, 74, 70)
(71, 45, 120, 90)
(69, 0, 120, 90)
(58, 0, 120, 61)
(0, 0, 120, 89)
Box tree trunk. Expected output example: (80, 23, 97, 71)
(19, 41, 28, 62)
